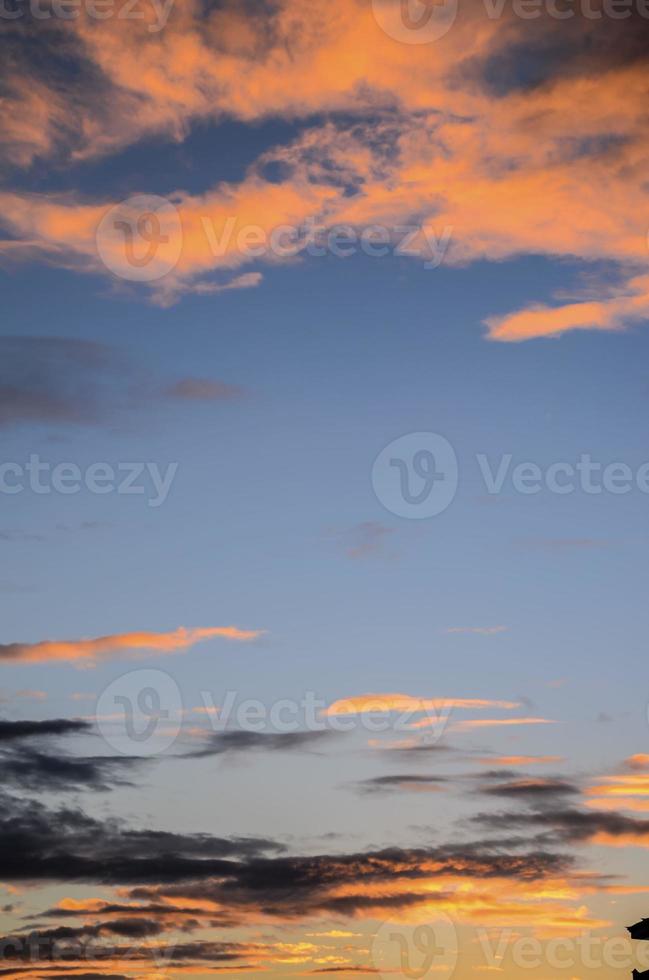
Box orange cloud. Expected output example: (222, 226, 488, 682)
(584, 773, 649, 814)
(315, 874, 608, 934)
(486, 275, 649, 342)
(0, 625, 263, 666)
(2, 0, 649, 336)
(587, 775, 649, 798)
(479, 755, 564, 766)
(323, 694, 520, 716)
(453, 717, 557, 731)
(586, 798, 649, 814)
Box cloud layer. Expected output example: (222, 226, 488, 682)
(1, 0, 649, 335)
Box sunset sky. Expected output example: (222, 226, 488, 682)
(2, 0, 649, 977)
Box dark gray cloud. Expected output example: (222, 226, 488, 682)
(476, 776, 579, 800)
(0, 791, 284, 885)
(468, 7, 649, 97)
(0, 787, 571, 928)
(0, 922, 261, 969)
(129, 841, 571, 920)
(0, 748, 144, 793)
(350, 774, 447, 795)
(0, 338, 118, 427)
(309, 969, 380, 975)
(0, 720, 333, 793)
(0, 337, 242, 431)
(0, 973, 131, 980)
(473, 806, 649, 844)
(0, 716, 144, 792)
(375, 742, 455, 758)
(0, 719, 90, 741)
(35, 904, 208, 922)
(180, 730, 335, 758)
(309, 970, 379, 975)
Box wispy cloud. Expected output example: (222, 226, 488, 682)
(486, 276, 649, 342)
(0, 337, 118, 428)
(324, 694, 520, 716)
(180, 730, 334, 759)
(478, 777, 579, 800)
(349, 774, 446, 795)
(585, 770, 649, 813)
(478, 755, 564, 767)
(453, 717, 558, 731)
(337, 522, 395, 561)
(0, 688, 47, 703)
(0, 337, 245, 430)
(0, 626, 264, 666)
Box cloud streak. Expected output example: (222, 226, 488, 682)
(0, 626, 264, 665)
(453, 717, 557, 731)
(324, 694, 520, 716)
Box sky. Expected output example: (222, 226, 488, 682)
(1, 0, 649, 977)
